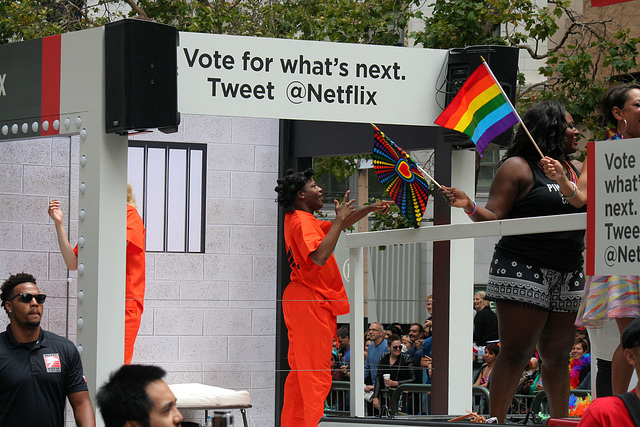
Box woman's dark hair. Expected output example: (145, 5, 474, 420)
(574, 338, 589, 353)
(601, 83, 640, 127)
(274, 168, 314, 211)
(486, 342, 500, 356)
(503, 100, 569, 162)
(387, 334, 402, 346)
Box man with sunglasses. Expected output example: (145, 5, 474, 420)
(0, 272, 95, 426)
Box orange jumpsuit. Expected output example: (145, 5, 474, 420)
(281, 210, 349, 427)
(74, 204, 145, 364)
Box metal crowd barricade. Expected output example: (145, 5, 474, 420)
(510, 393, 537, 414)
(325, 381, 351, 416)
(325, 381, 591, 419)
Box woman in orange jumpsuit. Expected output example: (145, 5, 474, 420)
(275, 169, 389, 427)
(48, 184, 145, 364)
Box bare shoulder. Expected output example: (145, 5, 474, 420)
(496, 156, 534, 182)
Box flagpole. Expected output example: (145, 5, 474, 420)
(370, 123, 443, 189)
(480, 57, 545, 159)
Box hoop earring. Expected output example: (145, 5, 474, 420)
(618, 118, 628, 135)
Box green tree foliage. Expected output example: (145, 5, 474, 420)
(0, 0, 112, 43)
(413, 0, 639, 139)
(133, 0, 419, 44)
(313, 156, 366, 182)
(1, 0, 419, 46)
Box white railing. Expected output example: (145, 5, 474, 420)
(344, 212, 587, 416)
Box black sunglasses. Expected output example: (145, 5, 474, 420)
(392, 345, 402, 350)
(8, 293, 47, 304)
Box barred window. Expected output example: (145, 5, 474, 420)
(127, 141, 206, 253)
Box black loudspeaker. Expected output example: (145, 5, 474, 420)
(105, 19, 179, 134)
(443, 45, 519, 148)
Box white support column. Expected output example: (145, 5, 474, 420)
(349, 246, 366, 416)
(60, 27, 128, 420)
(448, 149, 476, 414)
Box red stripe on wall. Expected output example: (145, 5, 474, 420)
(41, 34, 61, 136)
(592, 0, 634, 6)
(586, 141, 595, 275)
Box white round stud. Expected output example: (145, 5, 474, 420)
(31, 122, 38, 132)
(78, 263, 85, 275)
(77, 290, 84, 302)
(79, 209, 86, 221)
(77, 317, 84, 329)
(21, 123, 28, 133)
(75, 117, 82, 129)
(11, 124, 18, 134)
(78, 236, 85, 248)
(79, 182, 86, 194)
(80, 129, 87, 140)
(1, 125, 7, 135)
(53, 120, 60, 130)
(42, 121, 49, 132)
(64, 118, 71, 130)
(80, 155, 87, 167)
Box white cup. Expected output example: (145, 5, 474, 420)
(383, 374, 390, 381)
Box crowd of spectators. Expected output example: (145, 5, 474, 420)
(329, 292, 593, 415)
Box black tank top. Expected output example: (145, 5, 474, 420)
(495, 158, 586, 271)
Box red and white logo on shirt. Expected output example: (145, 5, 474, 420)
(43, 353, 61, 373)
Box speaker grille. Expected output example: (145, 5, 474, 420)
(105, 19, 179, 134)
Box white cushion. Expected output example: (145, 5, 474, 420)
(169, 383, 251, 408)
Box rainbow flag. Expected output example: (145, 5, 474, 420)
(435, 62, 519, 155)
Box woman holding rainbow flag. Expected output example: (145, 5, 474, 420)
(441, 100, 586, 422)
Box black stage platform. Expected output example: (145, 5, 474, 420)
(319, 415, 580, 426)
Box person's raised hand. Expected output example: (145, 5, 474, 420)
(48, 199, 64, 224)
(334, 190, 356, 222)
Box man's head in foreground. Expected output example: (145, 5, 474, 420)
(97, 364, 183, 427)
(622, 318, 640, 377)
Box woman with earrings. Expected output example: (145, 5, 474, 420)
(543, 84, 640, 395)
(441, 100, 585, 422)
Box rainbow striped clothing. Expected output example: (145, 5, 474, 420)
(575, 275, 640, 327)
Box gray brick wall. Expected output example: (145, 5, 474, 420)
(0, 115, 279, 427)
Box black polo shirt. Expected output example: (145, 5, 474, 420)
(0, 325, 88, 426)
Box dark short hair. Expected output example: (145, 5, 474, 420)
(602, 83, 640, 127)
(409, 323, 424, 333)
(622, 318, 640, 350)
(274, 168, 315, 211)
(486, 343, 500, 356)
(97, 364, 167, 427)
(337, 325, 350, 339)
(1, 273, 37, 314)
(574, 338, 589, 353)
(386, 325, 402, 336)
(387, 334, 402, 345)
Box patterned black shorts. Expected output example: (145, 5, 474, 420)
(486, 252, 584, 312)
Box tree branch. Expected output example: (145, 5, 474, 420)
(123, 0, 149, 20)
(518, 77, 561, 97)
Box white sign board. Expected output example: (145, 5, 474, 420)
(177, 32, 448, 126)
(587, 138, 640, 275)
